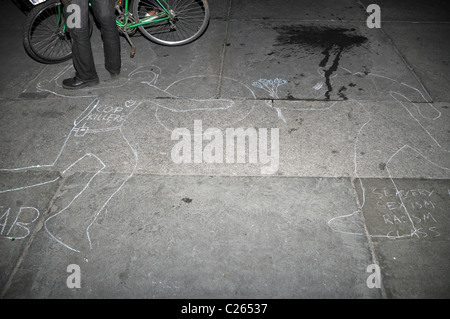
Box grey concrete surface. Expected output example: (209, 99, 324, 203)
(0, 0, 449, 300)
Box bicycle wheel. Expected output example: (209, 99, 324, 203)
(132, 0, 210, 46)
(23, 0, 73, 64)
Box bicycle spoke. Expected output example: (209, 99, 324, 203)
(26, 1, 73, 63)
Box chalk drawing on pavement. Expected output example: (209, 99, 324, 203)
(1, 64, 257, 253)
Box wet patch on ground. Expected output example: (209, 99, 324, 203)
(273, 25, 368, 99)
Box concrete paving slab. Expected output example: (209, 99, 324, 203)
(21, 21, 227, 99)
(1, 95, 448, 179)
(0, 98, 94, 169)
(222, 19, 427, 101)
(381, 23, 450, 102)
(353, 178, 450, 298)
(230, 0, 368, 21)
(12, 5, 226, 99)
(0, 170, 60, 291)
(0, 0, 449, 300)
(0, 0, 45, 99)
(2, 175, 380, 298)
(208, 0, 230, 20)
(359, 0, 450, 22)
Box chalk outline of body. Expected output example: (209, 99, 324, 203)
(0, 64, 257, 253)
(328, 67, 450, 239)
(4, 62, 447, 251)
(252, 67, 450, 239)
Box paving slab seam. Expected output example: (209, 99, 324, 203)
(350, 177, 388, 299)
(355, 0, 432, 104)
(356, 0, 450, 24)
(2, 96, 446, 103)
(0, 176, 67, 298)
(216, 0, 233, 99)
(22, 64, 49, 94)
(227, 18, 450, 24)
(380, 21, 450, 24)
(379, 27, 434, 103)
(227, 18, 372, 22)
(355, 0, 443, 103)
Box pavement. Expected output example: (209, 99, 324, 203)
(0, 0, 449, 299)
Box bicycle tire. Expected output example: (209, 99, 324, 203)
(132, 0, 210, 46)
(23, 0, 93, 64)
(23, 0, 72, 64)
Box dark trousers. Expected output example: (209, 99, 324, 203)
(66, 0, 121, 81)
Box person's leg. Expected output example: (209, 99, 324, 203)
(66, 0, 99, 81)
(91, 0, 121, 76)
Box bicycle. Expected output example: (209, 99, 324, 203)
(23, 0, 210, 64)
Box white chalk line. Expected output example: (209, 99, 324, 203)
(249, 70, 448, 240)
(325, 68, 449, 239)
(2, 65, 259, 253)
(3, 63, 448, 250)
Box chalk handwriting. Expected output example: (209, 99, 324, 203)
(0, 206, 40, 240)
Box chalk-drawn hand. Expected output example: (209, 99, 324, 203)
(36, 79, 58, 95)
(252, 78, 287, 99)
(252, 78, 288, 123)
(128, 65, 161, 86)
(138, 75, 258, 130)
(390, 89, 441, 121)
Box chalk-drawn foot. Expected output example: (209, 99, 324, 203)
(328, 208, 421, 240)
(327, 210, 365, 236)
(44, 208, 97, 253)
(36, 79, 59, 95)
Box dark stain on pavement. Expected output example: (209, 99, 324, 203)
(273, 25, 368, 99)
(182, 197, 193, 204)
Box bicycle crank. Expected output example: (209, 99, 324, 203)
(116, 13, 137, 36)
(116, 13, 137, 58)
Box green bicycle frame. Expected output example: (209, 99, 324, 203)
(56, 0, 172, 32)
(57, 4, 67, 34)
(115, 0, 172, 29)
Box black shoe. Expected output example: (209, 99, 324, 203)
(62, 76, 99, 90)
(109, 71, 120, 79)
